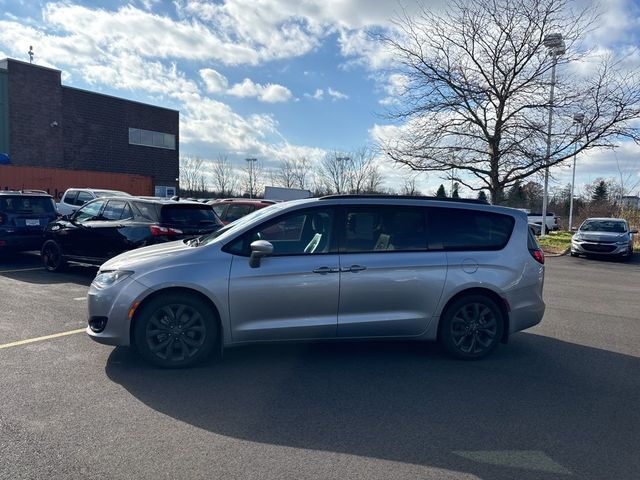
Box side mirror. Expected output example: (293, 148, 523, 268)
(630, 229, 638, 234)
(571, 227, 578, 232)
(249, 240, 273, 268)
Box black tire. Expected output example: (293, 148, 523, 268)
(439, 294, 505, 360)
(133, 292, 218, 368)
(41, 240, 67, 272)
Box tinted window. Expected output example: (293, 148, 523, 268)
(161, 205, 222, 227)
(211, 204, 227, 218)
(0, 196, 55, 214)
(133, 202, 158, 221)
(228, 208, 335, 256)
(120, 203, 133, 220)
(225, 204, 253, 222)
(102, 200, 127, 220)
(433, 208, 515, 250)
(341, 206, 428, 253)
(76, 191, 93, 206)
(63, 190, 78, 205)
(74, 200, 105, 223)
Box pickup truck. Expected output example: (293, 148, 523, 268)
(56, 188, 131, 216)
(527, 212, 560, 232)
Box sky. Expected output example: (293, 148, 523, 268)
(0, 0, 639, 197)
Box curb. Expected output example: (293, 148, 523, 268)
(543, 247, 571, 257)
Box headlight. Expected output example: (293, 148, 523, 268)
(573, 234, 582, 241)
(92, 270, 133, 289)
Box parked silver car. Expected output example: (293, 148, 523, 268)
(86, 196, 546, 367)
(571, 217, 637, 259)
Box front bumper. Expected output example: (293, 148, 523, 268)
(86, 276, 150, 346)
(571, 240, 630, 256)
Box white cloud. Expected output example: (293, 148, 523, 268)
(200, 68, 229, 93)
(304, 88, 324, 100)
(327, 87, 349, 100)
(227, 78, 293, 103)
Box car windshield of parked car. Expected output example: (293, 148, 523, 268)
(0, 196, 55, 214)
(580, 220, 626, 233)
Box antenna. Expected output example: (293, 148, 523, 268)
(28, 46, 34, 64)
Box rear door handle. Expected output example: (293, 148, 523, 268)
(345, 265, 367, 273)
(312, 266, 339, 274)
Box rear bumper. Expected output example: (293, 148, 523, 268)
(0, 230, 45, 251)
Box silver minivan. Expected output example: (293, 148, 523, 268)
(87, 196, 546, 367)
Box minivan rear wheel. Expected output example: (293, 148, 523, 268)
(41, 240, 67, 272)
(133, 293, 217, 368)
(440, 295, 504, 360)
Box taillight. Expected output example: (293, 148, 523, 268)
(530, 248, 545, 264)
(554, 217, 558, 224)
(150, 225, 183, 236)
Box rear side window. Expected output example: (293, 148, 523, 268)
(102, 200, 128, 220)
(76, 191, 94, 206)
(225, 204, 253, 222)
(341, 206, 428, 252)
(133, 202, 159, 222)
(0, 196, 56, 214)
(433, 208, 515, 251)
(161, 205, 222, 227)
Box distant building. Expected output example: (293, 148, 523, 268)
(620, 195, 640, 209)
(0, 58, 178, 197)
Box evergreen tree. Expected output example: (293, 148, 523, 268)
(591, 180, 609, 204)
(477, 190, 488, 203)
(506, 180, 527, 207)
(436, 184, 447, 198)
(451, 182, 460, 198)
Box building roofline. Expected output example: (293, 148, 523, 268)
(62, 85, 180, 113)
(1, 58, 62, 74)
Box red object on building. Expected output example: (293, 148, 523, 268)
(0, 165, 153, 199)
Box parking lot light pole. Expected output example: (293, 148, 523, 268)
(568, 112, 585, 231)
(541, 33, 566, 239)
(245, 158, 257, 198)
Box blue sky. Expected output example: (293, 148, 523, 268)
(0, 0, 639, 195)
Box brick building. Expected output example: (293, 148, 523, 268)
(0, 58, 178, 196)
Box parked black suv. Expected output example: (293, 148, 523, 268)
(0, 190, 58, 253)
(41, 197, 223, 271)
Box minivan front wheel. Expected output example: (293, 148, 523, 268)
(133, 293, 217, 368)
(440, 295, 504, 360)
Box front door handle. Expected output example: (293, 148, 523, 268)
(345, 265, 367, 273)
(312, 266, 339, 274)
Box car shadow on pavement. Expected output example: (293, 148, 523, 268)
(0, 265, 96, 286)
(105, 334, 639, 480)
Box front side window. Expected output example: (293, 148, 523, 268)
(63, 190, 78, 205)
(73, 200, 105, 223)
(432, 208, 515, 251)
(227, 208, 336, 256)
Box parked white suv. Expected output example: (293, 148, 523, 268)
(56, 188, 130, 215)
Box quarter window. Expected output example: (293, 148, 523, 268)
(432, 208, 515, 250)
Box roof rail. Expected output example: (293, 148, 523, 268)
(21, 189, 49, 194)
(318, 194, 489, 205)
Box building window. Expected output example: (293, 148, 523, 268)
(129, 128, 176, 150)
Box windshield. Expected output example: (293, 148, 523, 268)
(196, 202, 287, 246)
(580, 220, 627, 233)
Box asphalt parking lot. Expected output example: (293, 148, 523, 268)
(1, 252, 639, 480)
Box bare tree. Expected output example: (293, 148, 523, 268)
(210, 154, 238, 197)
(318, 148, 385, 194)
(241, 159, 265, 198)
(179, 155, 207, 195)
(401, 174, 422, 195)
(379, 0, 640, 203)
(271, 159, 297, 189)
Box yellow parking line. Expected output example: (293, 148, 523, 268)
(0, 328, 85, 350)
(0, 267, 43, 274)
